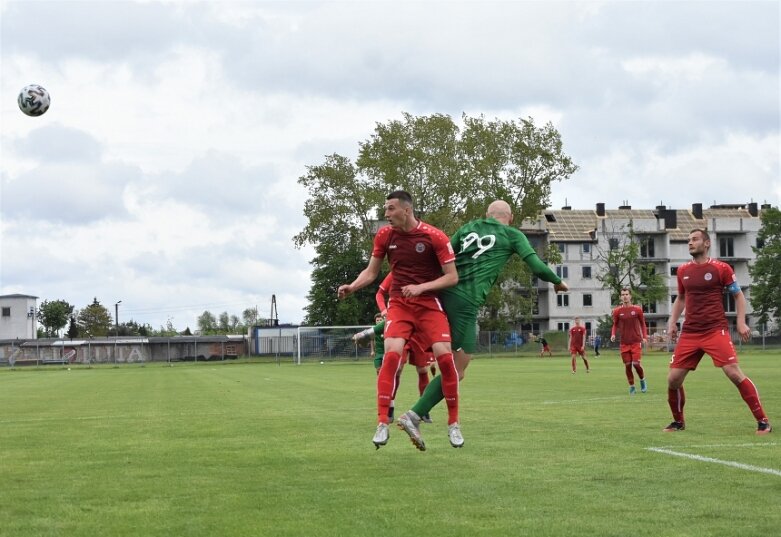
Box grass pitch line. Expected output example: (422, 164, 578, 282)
(646, 447, 781, 477)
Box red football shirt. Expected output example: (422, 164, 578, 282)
(677, 258, 735, 334)
(371, 221, 455, 298)
(569, 325, 587, 349)
(611, 305, 647, 345)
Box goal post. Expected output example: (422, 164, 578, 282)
(296, 325, 374, 364)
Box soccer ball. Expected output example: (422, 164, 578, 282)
(18, 84, 51, 116)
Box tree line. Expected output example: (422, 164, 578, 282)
(295, 112, 781, 332)
(35, 298, 262, 338)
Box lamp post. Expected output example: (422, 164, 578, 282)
(115, 300, 122, 336)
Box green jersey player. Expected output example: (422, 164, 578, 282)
(397, 200, 568, 450)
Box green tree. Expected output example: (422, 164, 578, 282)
(595, 220, 668, 308)
(77, 298, 112, 337)
(749, 206, 781, 329)
(296, 112, 578, 325)
(37, 299, 74, 336)
(197, 311, 217, 334)
(67, 315, 79, 339)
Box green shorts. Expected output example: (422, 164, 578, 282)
(373, 354, 383, 369)
(441, 291, 479, 354)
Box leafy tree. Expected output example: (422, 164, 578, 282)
(77, 298, 112, 337)
(198, 311, 217, 334)
(749, 206, 781, 330)
(296, 112, 578, 325)
(595, 220, 668, 308)
(37, 299, 74, 336)
(182, 326, 193, 336)
(243, 307, 259, 327)
(67, 316, 79, 339)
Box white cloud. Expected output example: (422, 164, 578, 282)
(1, 0, 778, 328)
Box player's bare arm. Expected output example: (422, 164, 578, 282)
(734, 289, 751, 342)
(338, 256, 383, 299)
(667, 294, 686, 340)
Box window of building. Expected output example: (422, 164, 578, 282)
(582, 243, 591, 253)
(608, 238, 619, 250)
(582, 266, 592, 279)
(557, 294, 570, 307)
(557, 243, 566, 253)
(585, 321, 592, 332)
(671, 295, 677, 303)
(557, 322, 570, 332)
(670, 266, 678, 276)
(642, 302, 657, 314)
(719, 237, 735, 257)
(640, 237, 655, 258)
(556, 266, 569, 279)
(756, 237, 765, 250)
(583, 294, 592, 307)
(1, 307, 10, 317)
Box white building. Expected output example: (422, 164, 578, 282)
(517, 202, 770, 337)
(0, 294, 38, 339)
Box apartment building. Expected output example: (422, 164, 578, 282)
(517, 202, 770, 337)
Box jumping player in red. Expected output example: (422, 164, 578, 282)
(568, 317, 590, 373)
(377, 271, 437, 407)
(338, 190, 459, 448)
(611, 287, 648, 394)
(665, 228, 771, 435)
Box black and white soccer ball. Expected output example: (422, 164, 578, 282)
(18, 84, 51, 117)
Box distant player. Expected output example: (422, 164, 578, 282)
(664, 229, 771, 435)
(611, 288, 648, 394)
(539, 336, 553, 357)
(568, 317, 590, 373)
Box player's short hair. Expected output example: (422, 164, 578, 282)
(386, 190, 413, 206)
(690, 228, 710, 241)
(621, 287, 631, 294)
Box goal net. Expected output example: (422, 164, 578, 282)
(295, 325, 374, 364)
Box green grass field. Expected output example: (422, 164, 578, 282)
(1, 349, 779, 537)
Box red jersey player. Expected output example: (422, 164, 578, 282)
(568, 317, 590, 373)
(375, 272, 436, 423)
(665, 228, 771, 435)
(338, 190, 460, 448)
(611, 288, 648, 394)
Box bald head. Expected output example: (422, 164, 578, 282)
(486, 200, 513, 224)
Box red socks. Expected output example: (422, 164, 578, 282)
(737, 377, 768, 421)
(377, 351, 402, 424)
(667, 387, 686, 423)
(436, 352, 459, 425)
(417, 369, 430, 395)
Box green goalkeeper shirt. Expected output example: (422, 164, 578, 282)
(444, 217, 561, 307)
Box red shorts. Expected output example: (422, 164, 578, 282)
(570, 347, 585, 357)
(670, 329, 738, 370)
(405, 334, 435, 367)
(385, 296, 451, 351)
(620, 343, 642, 364)
(542, 345, 551, 352)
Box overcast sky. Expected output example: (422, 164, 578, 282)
(1, 0, 779, 329)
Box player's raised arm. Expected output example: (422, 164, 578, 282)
(338, 256, 383, 299)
